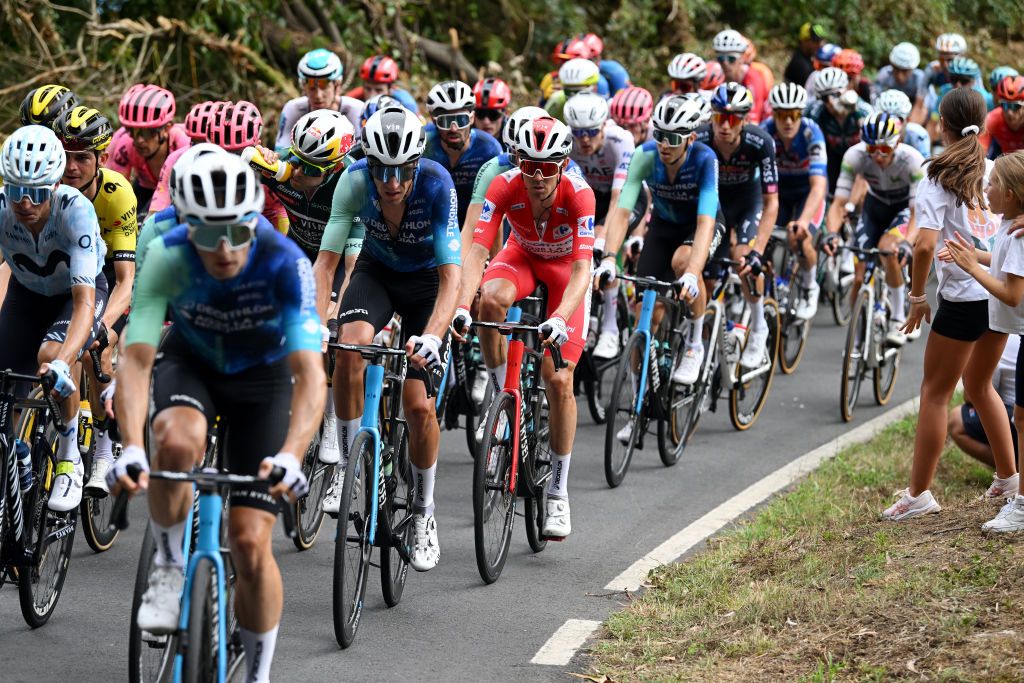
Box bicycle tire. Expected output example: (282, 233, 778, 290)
(524, 485, 548, 553)
(603, 333, 646, 488)
(332, 431, 372, 648)
(831, 272, 854, 326)
(729, 298, 780, 431)
(472, 391, 517, 584)
(678, 307, 720, 451)
(841, 290, 871, 422)
(80, 425, 118, 553)
(293, 424, 330, 551)
(525, 390, 551, 553)
(778, 284, 810, 375)
(128, 525, 178, 683)
(182, 557, 219, 683)
(874, 340, 901, 406)
(380, 424, 412, 607)
(584, 368, 607, 424)
(658, 316, 707, 466)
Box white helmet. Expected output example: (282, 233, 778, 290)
(680, 92, 713, 124)
(503, 106, 546, 150)
(0, 125, 66, 187)
(169, 143, 225, 199)
(425, 80, 475, 114)
(889, 42, 920, 70)
(875, 89, 913, 120)
(815, 67, 850, 96)
(291, 109, 355, 166)
(712, 29, 748, 54)
(173, 152, 264, 226)
(297, 48, 343, 84)
(558, 58, 600, 89)
(361, 106, 425, 164)
(515, 116, 573, 161)
(768, 82, 808, 111)
(935, 33, 967, 55)
(668, 53, 707, 81)
(652, 95, 705, 133)
(564, 93, 610, 130)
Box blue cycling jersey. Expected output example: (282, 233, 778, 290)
(600, 60, 631, 95)
(389, 88, 419, 114)
(938, 82, 994, 111)
(617, 140, 719, 225)
(126, 218, 321, 373)
(761, 117, 828, 199)
(321, 158, 461, 272)
(903, 122, 932, 159)
(423, 126, 503, 226)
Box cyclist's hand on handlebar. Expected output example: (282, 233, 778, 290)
(739, 249, 763, 277)
(822, 232, 841, 257)
(107, 444, 149, 497)
(40, 359, 76, 399)
(897, 240, 913, 266)
(101, 380, 117, 419)
(593, 258, 616, 289)
(676, 272, 700, 303)
(539, 314, 569, 347)
(407, 333, 443, 370)
(260, 452, 307, 502)
(624, 235, 644, 261)
(451, 306, 473, 342)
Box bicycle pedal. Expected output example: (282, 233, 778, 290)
(542, 535, 566, 542)
(325, 511, 339, 520)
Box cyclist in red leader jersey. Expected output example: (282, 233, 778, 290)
(452, 116, 595, 540)
(981, 76, 1024, 159)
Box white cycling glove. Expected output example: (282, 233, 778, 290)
(624, 235, 644, 255)
(539, 315, 569, 347)
(594, 259, 617, 286)
(677, 272, 700, 300)
(261, 452, 309, 499)
(106, 444, 150, 490)
(409, 334, 444, 369)
(46, 359, 77, 398)
(452, 307, 473, 338)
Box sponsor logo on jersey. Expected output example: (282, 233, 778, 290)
(448, 238, 460, 253)
(552, 223, 571, 240)
(510, 202, 526, 211)
(480, 199, 495, 223)
(577, 216, 595, 237)
(13, 250, 70, 278)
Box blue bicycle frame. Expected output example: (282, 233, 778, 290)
(631, 288, 658, 414)
(360, 362, 385, 546)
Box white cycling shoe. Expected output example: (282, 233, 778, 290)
(616, 422, 633, 445)
(471, 372, 489, 404)
(137, 565, 185, 635)
(543, 499, 571, 539)
(795, 281, 820, 320)
(84, 459, 111, 498)
(322, 468, 346, 514)
(740, 327, 770, 369)
(593, 332, 620, 359)
(411, 514, 440, 571)
(886, 321, 907, 347)
(48, 459, 84, 512)
(672, 345, 704, 385)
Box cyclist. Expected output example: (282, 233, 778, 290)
(804, 42, 843, 97)
(762, 83, 828, 319)
(666, 53, 709, 100)
(313, 106, 460, 570)
(582, 31, 631, 96)
(806, 67, 874, 195)
(923, 33, 969, 139)
(53, 106, 138, 495)
(104, 84, 189, 214)
(610, 86, 654, 146)
(564, 93, 635, 359)
(875, 89, 932, 158)
(424, 80, 503, 227)
(937, 57, 993, 111)
(452, 116, 595, 538)
(473, 77, 512, 143)
(712, 29, 768, 124)
(832, 49, 871, 103)
(19, 84, 79, 127)
(990, 66, 1020, 108)
(599, 96, 720, 386)
(701, 61, 726, 94)
(545, 58, 602, 123)
(822, 113, 924, 345)
(694, 83, 780, 368)
(345, 55, 418, 113)
(108, 151, 323, 683)
(873, 42, 927, 124)
(742, 36, 776, 93)
(275, 48, 363, 152)
(538, 37, 592, 105)
(981, 76, 1024, 158)
(783, 22, 826, 87)
(0, 125, 107, 513)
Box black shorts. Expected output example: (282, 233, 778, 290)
(961, 402, 1018, 455)
(930, 297, 989, 342)
(637, 215, 725, 283)
(337, 254, 448, 386)
(854, 194, 909, 250)
(1017, 336, 1024, 409)
(777, 193, 823, 234)
(722, 194, 762, 245)
(594, 189, 611, 225)
(0, 274, 109, 396)
(151, 331, 292, 514)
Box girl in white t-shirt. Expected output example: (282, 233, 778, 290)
(886, 88, 1017, 521)
(945, 150, 1024, 532)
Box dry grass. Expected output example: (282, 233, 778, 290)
(582, 414, 1024, 682)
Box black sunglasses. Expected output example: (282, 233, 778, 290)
(475, 108, 504, 121)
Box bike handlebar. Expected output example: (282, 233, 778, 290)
(469, 321, 567, 369)
(88, 324, 112, 384)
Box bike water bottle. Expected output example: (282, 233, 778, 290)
(241, 146, 293, 182)
(78, 402, 93, 456)
(16, 439, 32, 492)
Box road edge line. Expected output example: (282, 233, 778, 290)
(530, 618, 604, 666)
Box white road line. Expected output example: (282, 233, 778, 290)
(531, 619, 603, 666)
(604, 396, 920, 592)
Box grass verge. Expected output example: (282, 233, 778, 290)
(582, 412, 1024, 682)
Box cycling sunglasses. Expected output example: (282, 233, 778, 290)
(572, 127, 602, 138)
(652, 129, 687, 147)
(671, 79, 699, 94)
(712, 111, 745, 127)
(435, 112, 472, 130)
(368, 161, 417, 183)
(284, 148, 336, 177)
(950, 76, 973, 87)
(187, 221, 256, 252)
(127, 127, 161, 141)
(518, 159, 563, 178)
(5, 184, 53, 206)
(475, 108, 504, 121)
(302, 77, 335, 91)
(866, 143, 895, 155)
(774, 109, 803, 123)
(1002, 101, 1024, 113)
(716, 54, 741, 64)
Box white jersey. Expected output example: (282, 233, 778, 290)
(275, 95, 364, 151)
(836, 142, 925, 205)
(569, 121, 634, 193)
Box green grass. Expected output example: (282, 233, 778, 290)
(583, 411, 1024, 681)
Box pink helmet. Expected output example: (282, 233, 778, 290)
(610, 86, 654, 125)
(184, 101, 228, 141)
(515, 116, 572, 161)
(119, 84, 176, 128)
(207, 101, 263, 151)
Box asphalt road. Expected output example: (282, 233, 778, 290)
(0, 305, 928, 682)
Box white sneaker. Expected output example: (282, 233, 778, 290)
(672, 345, 704, 385)
(982, 496, 1024, 533)
(906, 324, 922, 342)
(322, 468, 346, 514)
(885, 321, 907, 347)
(881, 489, 941, 521)
(740, 326, 769, 369)
(410, 514, 440, 571)
(795, 281, 820, 320)
(593, 332, 620, 359)
(542, 498, 571, 538)
(137, 565, 185, 635)
(985, 473, 1019, 501)
(471, 371, 489, 404)
(983, 497, 1018, 530)
(318, 419, 340, 465)
(84, 459, 111, 498)
(48, 459, 84, 512)
(616, 421, 633, 446)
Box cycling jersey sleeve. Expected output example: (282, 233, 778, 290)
(616, 147, 654, 211)
(696, 150, 720, 219)
(433, 182, 462, 267)
(600, 60, 632, 95)
(148, 148, 186, 214)
(103, 128, 133, 178)
(756, 134, 779, 195)
(276, 251, 322, 354)
(611, 132, 635, 192)
(473, 174, 512, 251)
(807, 121, 828, 178)
(568, 183, 597, 261)
(66, 194, 103, 288)
(320, 169, 365, 254)
(907, 157, 925, 208)
(835, 147, 863, 199)
(470, 157, 504, 205)
(262, 191, 289, 235)
(124, 237, 180, 348)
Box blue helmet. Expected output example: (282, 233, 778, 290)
(298, 48, 343, 84)
(360, 94, 401, 126)
(815, 43, 842, 65)
(710, 82, 753, 114)
(947, 57, 980, 80)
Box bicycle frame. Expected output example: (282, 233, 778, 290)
(632, 288, 658, 414)
(849, 248, 898, 371)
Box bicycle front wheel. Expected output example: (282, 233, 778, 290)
(473, 391, 517, 584)
(603, 333, 646, 488)
(874, 340, 901, 406)
(841, 290, 871, 422)
(333, 431, 373, 648)
(293, 425, 330, 551)
(129, 525, 178, 683)
(182, 558, 219, 683)
(381, 424, 412, 607)
(729, 298, 780, 431)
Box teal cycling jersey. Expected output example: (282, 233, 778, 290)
(617, 140, 719, 225)
(126, 218, 321, 373)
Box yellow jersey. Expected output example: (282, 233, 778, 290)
(91, 168, 138, 263)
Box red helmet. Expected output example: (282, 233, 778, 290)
(473, 78, 512, 110)
(552, 37, 591, 65)
(360, 55, 399, 84)
(581, 33, 604, 58)
(207, 100, 263, 151)
(701, 61, 726, 90)
(119, 84, 176, 128)
(997, 75, 1024, 102)
(610, 87, 653, 125)
(833, 49, 865, 76)
(184, 101, 228, 141)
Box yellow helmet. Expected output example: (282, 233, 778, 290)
(20, 84, 79, 127)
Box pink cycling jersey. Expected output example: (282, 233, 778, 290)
(104, 123, 190, 190)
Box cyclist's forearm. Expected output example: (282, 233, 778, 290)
(687, 215, 716, 276)
(58, 287, 96, 367)
(312, 251, 342, 323)
(282, 349, 327, 457)
(905, 207, 919, 245)
(115, 344, 156, 449)
(554, 260, 592, 322)
(426, 263, 461, 339)
(799, 177, 828, 225)
(602, 206, 633, 258)
(752, 193, 779, 253)
(456, 244, 488, 310)
(103, 263, 135, 331)
(825, 194, 849, 234)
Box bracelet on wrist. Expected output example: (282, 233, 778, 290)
(908, 293, 928, 304)
(601, 253, 617, 261)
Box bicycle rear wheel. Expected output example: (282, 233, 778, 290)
(81, 436, 119, 552)
(603, 334, 645, 488)
(841, 291, 871, 422)
(182, 558, 219, 683)
(659, 313, 714, 465)
(293, 425, 331, 550)
(524, 391, 551, 553)
(473, 391, 517, 584)
(333, 431, 373, 648)
(729, 299, 780, 431)
(129, 525, 178, 683)
(381, 423, 412, 607)
(779, 279, 810, 375)
(831, 270, 854, 326)
(874, 342, 901, 406)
